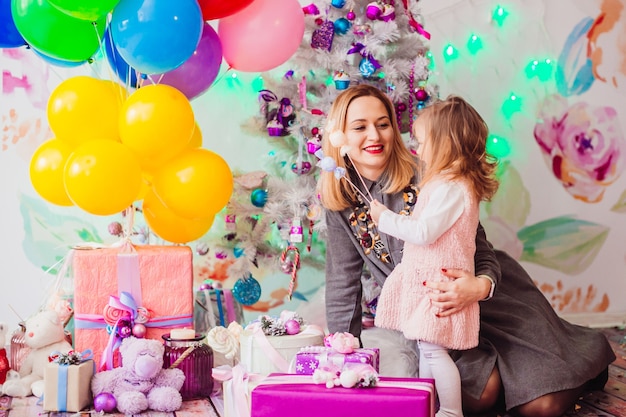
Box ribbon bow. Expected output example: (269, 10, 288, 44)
(213, 364, 263, 417)
(49, 349, 93, 365)
(347, 43, 382, 70)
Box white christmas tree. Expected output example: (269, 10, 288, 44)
(195, 0, 435, 310)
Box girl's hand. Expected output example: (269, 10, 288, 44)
(369, 199, 388, 224)
(424, 269, 492, 316)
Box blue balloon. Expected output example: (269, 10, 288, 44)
(103, 28, 139, 88)
(110, 0, 203, 75)
(0, 0, 25, 48)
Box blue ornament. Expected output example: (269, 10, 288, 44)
(331, 0, 346, 8)
(334, 18, 351, 35)
(232, 275, 262, 305)
(233, 246, 245, 258)
(250, 188, 268, 207)
(359, 57, 376, 77)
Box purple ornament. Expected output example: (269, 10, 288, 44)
(285, 319, 301, 335)
(311, 21, 334, 51)
(416, 89, 429, 102)
(132, 323, 147, 338)
(94, 392, 117, 413)
(346, 10, 356, 21)
(291, 161, 312, 175)
(366, 2, 383, 20)
(118, 323, 132, 338)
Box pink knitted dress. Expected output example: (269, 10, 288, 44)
(374, 179, 480, 350)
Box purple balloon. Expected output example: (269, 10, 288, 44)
(157, 22, 223, 100)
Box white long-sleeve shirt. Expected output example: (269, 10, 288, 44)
(377, 179, 465, 246)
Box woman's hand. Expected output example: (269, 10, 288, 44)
(424, 269, 492, 316)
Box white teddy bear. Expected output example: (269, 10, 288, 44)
(2, 310, 72, 397)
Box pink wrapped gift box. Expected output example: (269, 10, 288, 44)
(251, 374, 435, 417)
(72, 246, 194, 367)
(293, 346, 379, 375)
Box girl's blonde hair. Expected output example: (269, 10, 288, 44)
(417, 95, 499, 202)
(318, 84, 418, 211)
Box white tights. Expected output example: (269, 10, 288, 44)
(418, 340, 463, 417)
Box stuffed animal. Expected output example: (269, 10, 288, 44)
(0, 322, 10, 388)
(91, 337, 185, 415)
(2, 310, 72, 397)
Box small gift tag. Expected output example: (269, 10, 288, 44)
(311, 20, 334, 51)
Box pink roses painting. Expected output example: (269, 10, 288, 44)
(533, 95, 626, 202)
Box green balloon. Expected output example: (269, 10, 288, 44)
(11, 0, 106, 62)
(46, 0, 121, 21)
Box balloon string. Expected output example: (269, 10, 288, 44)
(211, 65, 233, 88)
(95, 21, 128, 104)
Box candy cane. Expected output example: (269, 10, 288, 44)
(281, 246, 301, 300)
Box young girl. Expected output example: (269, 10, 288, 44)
(369, 95, 499, 417)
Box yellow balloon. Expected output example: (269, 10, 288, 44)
(47, 76, 126, 146)
(153, 148, 234, 219)
(188, 122, 203, 149)
(64, 140, 142, 216)
(143, 190, 214, 243)
(119, 84, 194, 171)
(29, 138, 74, 206)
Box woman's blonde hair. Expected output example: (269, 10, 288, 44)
(318, 84, 418, 211)
(417, 95, 499, 202)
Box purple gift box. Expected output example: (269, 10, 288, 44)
(292, 346, 379, 375)
(251, 374, 436, 417)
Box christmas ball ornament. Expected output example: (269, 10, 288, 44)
(232, 275, 262, 305)
(366, 2, 383, 20)
(233, 246, 245, 258)
(346, 10, 356, 20)
(416, 88, 429, 102)
(94, 392, 117, 413)
(196, 242, 209, 256)
(302, 3, 319, 14)
(359, 57, 376, 77)
(199, 281, 213, 290)
(333, 18, 351, 35)
(331, 0, 346, 8)
(251, 188, 268, 207)
(284, 319, 301, 335)
(291, 161, 312, 175)
(132, 323, 146, 338)
(118, 323, 132, 338)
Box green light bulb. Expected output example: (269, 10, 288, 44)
(251, 76, 264, 92)
(492, 5, 509, 26)
(426, 51, 435, 70)
(378, 72, 386, 79)
(443, 44, 459, 62)
(501, 93, 522, 120)
(486, 134, 511, 158)
(535, 59, 554, 82)
(466, 34, 483, 55)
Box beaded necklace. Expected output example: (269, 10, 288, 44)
(348, 184, 419, 264)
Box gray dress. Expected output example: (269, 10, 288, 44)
(324, 175, 615, 411)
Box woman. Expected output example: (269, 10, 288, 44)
(318, 84, 615, 417)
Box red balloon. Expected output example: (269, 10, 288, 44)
(198, 0, 254, 20)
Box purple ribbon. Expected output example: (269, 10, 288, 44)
(346, 43, 382, 69)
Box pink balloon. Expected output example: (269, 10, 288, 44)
(218, 0, 304, 72)
(157, 22, 223, 100)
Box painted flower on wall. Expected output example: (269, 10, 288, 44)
(533, 94, 626, 203)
